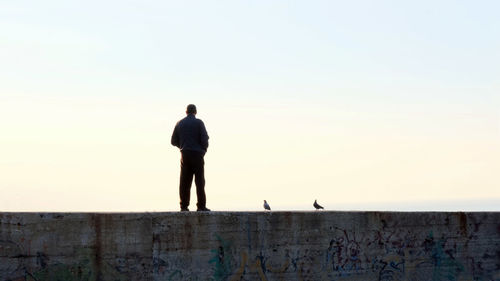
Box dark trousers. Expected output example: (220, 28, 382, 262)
(179, 150, 206, 209)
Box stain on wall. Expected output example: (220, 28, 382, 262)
(0, 212, 499, 281)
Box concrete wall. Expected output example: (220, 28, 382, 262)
(0, 212, 498, 281)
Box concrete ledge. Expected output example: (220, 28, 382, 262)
(1, 211, 499, 280)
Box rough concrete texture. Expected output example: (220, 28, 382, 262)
(0, 212, 499, 281)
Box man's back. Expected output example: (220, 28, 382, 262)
(171, 114, 209, 154)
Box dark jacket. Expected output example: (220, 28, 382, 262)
(171, 114, 209, 154)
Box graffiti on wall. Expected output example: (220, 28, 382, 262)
(200, 225, 498, 281)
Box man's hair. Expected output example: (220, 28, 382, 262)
(186, 104, 197, 114)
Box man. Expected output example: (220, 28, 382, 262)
(171, 104, 210, 212)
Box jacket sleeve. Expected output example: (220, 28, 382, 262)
(199, 121, 209, 151)
(171, 123, 180, 148)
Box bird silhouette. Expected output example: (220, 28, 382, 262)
(313, 200, 324, 210)
(263, 200, 271, 211)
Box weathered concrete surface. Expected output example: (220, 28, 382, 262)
(0, 212, 499, 281)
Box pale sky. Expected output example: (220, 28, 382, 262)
(1, 1, 499, 211)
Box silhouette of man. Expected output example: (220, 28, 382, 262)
(171, 104, 210, 212)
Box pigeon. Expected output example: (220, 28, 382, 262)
(313, 200, 324, 210)
(263, 200, 271, 211)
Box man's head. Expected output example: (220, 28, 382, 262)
(186, 104, 197, 115)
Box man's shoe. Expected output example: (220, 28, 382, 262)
(180, 208, 189, 212)
(197, 207, 211, 212)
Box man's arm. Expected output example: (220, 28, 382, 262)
(171, 123, 180, 148)
(199, 121, 209, 151)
